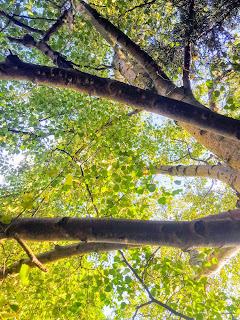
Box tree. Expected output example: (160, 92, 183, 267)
(0, 0, 240, 319)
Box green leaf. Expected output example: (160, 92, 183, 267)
(202, 261, 211, 268)
(172, 189, 183, 195)
(147, 183, 156, 192)
(113, 184, 120, 192)
(149, 164, 156, 174)
(105, 284, 112, 292)
(19, 264, 30, 286)
(158, 197, 166, 205)
(0, 295, 5, 308)
(227, 97, 233, 104)
(0, 216, 12, 224)
(233, 63, 240, 71)
(9, 304, 19, 312)
(206, 80, 213, 88)
(212, 257, 218, 264)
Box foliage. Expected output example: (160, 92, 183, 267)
(0, 0, 240, 319)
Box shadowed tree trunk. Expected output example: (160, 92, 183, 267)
(1, 210, 240, 247)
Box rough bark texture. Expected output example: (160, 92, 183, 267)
(1, 210, 240, 248)
(112, 54, 240, 173)
(195, 247, 240, 279)
(82, 1, 240, 174)
(0, 56, 240, 141)
(77, 0, 174, 96)
(155, 164, 240, 192)
(0, 242, 140, 277)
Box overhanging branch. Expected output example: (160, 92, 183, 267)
(1, 242, 140, 278)
(1, 210, 240, 248)
(1, 55, 240, 141)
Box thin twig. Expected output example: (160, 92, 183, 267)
(132, 301, 153, 320)
(14, 234, 48, 273)
(141, 247, 161, 281)
(119, 250, 194, 320)
(12, 14, 58, 21)
(43, 9, 70, 42)
(118, 0, 157, 18)
(80, 165, 100, 216)
(0, 10, 44, 34)
(0, 241, 6, 279)
(174, 139, 210, 164)
(31, 197, 45, 217)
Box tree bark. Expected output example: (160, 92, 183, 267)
(155, 164, 240, 193)
(0, 242, 140, 277)
(0, 56, 240, 142)
(80, 2, 240, 172)
(112, 54, 240, 172)
(1, 210, 240, 248)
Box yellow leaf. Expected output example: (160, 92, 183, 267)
(46, 169, 58, 177)
(19, 264, 30, 286)
(64, 174, 73, 186)
(0, 216, 12, 224)
(23, 192, 34, 201)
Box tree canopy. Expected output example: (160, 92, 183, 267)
(0, 0, 240, 319)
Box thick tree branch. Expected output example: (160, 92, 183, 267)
(155, 164, 240, 193)
(80, 2, 240, 173)
(77, 0, 176, 97)
(119, 250, 194, 320)
(182, 0, 195, 90)
(1, 55, 240, 142)
(1, 242, 140, 278)
(8, 35, 74, 69)
(43, 9, 70, 42)
(1, 209, 240, 248)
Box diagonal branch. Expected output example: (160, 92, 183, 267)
(77, 0, 176, 97)
(119, 250, 194, 320)
(8, 35, 74, 69)
(77, 0, 240, 175)
(119, 0, 157, 17)
(14, 234, 48, 273)
(12, 14, 58, 21)
(1, 55, 240, 142)
(195, 247, 240, 280)
(112, 53, 240, 175)
(0, 10, 44, 35)
(43, 9, 70, 42)
(1, 242, 141, 278)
